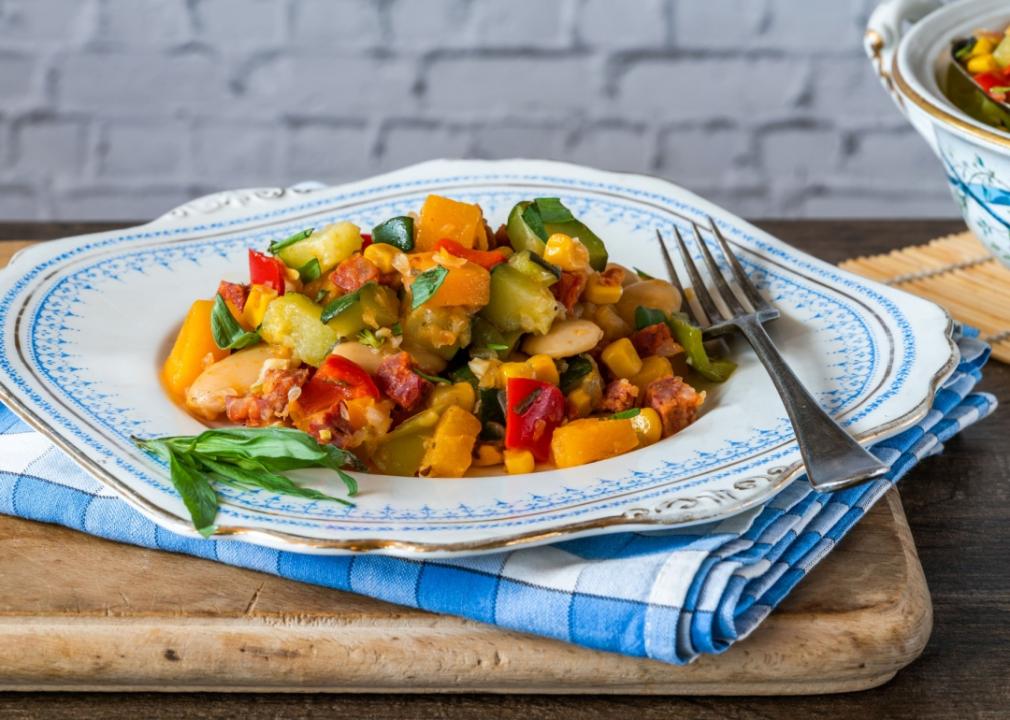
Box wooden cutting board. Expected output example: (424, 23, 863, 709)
(0, 241, 930, 694)
(0, 490, 930, 695)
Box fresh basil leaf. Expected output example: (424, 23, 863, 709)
(187, 427, 363, 474)
(477, 388, 506, 440)
(611, 408, 641, 420)
(559, 355, 593, 394)
(321, 286, 363, 323)
(297, 257, 321, 283)
(634, 305, 668, 330)
(211, 294, 261, 350)
(410, 266, 448, 310)
(372, 216, 415, 251)
(521, 204, 548, 241)
(513, 387, 542, 415)
(269, 227, 314, 255)
(414, 368, 450, 385)
(391, 322, 403, 336)
(449, 365, 479, 389)
(633, 266, 655, 280)
(487, 343, 509, 351)
(167, 448, 219, 538)
(533, 197, 575, 224)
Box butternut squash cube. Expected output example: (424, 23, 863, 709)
(162, 299, 229, 401)
(416, 194, 485, 251)
(419, 405, 482, 478)
(550, 418, 639, 468)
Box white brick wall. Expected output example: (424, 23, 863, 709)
(0, 0, 957, 220)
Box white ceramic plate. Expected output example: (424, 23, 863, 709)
(0, 160, 957, 557)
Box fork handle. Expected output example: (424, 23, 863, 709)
(734, 317, 890, 493)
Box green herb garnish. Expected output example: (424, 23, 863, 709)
(611, 408, 641, 420)
(450, 365, 479, 389)
(955, 37, 977, 61)
(321, 285, 364, 323)
(487, 343, 509, 351)
(297, 257, 321, 283)
(533, 197, 576, 224)
(513, 387, 542, 415)
(391, 322, 403, 336)
(414, 368, 451, 385)
(477, 387, 506, 440)
(134, 427, 361, 537)
(634, 267, 655, 280)
(372, 216, 415, 251)
(634, 305, 667, 330)
(559, 355, 593, 394)
(357, 328, 383, 349)
(314, 288, 329, 304)
(269, 227, 314, 255)
(210, 294, 261, 350)
(410, 266, 449, 310)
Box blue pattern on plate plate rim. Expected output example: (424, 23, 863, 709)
(2, 172, 916, 532)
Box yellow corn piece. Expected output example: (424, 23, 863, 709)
(499, 361, 536, 385)
(429, 381, 476, 413)
(584, 274, 623, 305)
(242, 284, 278, 329)
(473, 444, 504, 467)
(550, 418, 639, 468)
(566, 388, 594, 418)
(363, 243, 403, 274)
(504, 448, 535, 474)
(971, 36, 996, 57)
(630, 355, 674, 395)
(601, 337, 643, 379)
(527, 354, 560, 385)
(543, 233, 590, 271)
(630, 408, 662, 447)
(967, 54, 1000, 74)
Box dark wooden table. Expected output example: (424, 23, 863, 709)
(1, 220, 1007, 720)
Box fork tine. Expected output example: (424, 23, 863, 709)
(654, 230, 700, 325)
(707, 215, 769, 310)
(672, 225, 724, 324)
(691, 222, 746, 316)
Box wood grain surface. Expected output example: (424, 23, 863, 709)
(0, 220, 1007, 719)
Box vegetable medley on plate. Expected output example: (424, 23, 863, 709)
(154, 193, 734, 523)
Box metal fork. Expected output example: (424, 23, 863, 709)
(655, 221, 889, 493)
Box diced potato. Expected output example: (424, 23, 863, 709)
(277, 221, 363, 273)
(162, 299, 229, 401)
(416, 194, 485, 251)
(550, 418, 639, 468)
(419, 405, 482, 477)
(481, 265, 559, 336)
(259, 293, 338, 367)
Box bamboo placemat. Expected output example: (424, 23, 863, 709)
(841, 231, 1010, 364)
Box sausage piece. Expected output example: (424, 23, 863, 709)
(376, 352, 432, 411)
(599, 378, 639, 413)
(644, 376, 704, 436)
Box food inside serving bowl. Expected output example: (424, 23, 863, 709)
(159, 194, 735, 481)
(946, 23, 1010, 131)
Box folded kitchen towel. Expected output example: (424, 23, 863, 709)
(0, 332, 995, 665)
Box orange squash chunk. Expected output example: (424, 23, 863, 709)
(408, 252, 491, 308)
(162, 299, 229, 401)
(416, 194, 485, 251)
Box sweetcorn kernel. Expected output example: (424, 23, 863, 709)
(584, 274, 623, 305)
(566, 388, 594, 419)
(473, 443, 504, 467)
(504, 448, 535, 474)
(429, 382, 476, 413)
(499, 361, 536, 384)
(967, 54, 1000, 74)
(527, 354, 560, 385)
(630, 355, 674, 395)
(630, 408, 662, 446)
(363, 243, 403, 274)
(601, 338, 643, 379)
(543, 233, 590, 271)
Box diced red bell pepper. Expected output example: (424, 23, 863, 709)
(973, 72, 1006, 92)
(248, 249, 286, 295)
(505, 378, 565, 462)
(434, 238, 507, 270)
(296, 355, 380, 417)
(361, 233, 373, 250)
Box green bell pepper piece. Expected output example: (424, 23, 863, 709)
(666, 313, 736, 383)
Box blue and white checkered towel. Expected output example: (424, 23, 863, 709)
(0, 332, 995, 665)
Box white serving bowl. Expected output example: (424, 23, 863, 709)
(866, 0, 1010, 266)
